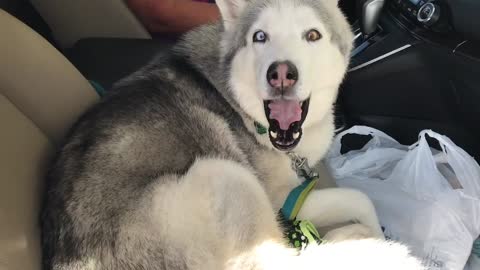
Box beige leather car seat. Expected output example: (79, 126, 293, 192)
(0, 9, 99, 270)
(30, 0, 151, 48)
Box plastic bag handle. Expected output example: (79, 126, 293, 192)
(418, 130, 480, 199)
(330, 126, 399, 155)
(419, 130, 458, 155)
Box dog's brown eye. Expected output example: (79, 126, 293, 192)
(306, 29, 322, 42)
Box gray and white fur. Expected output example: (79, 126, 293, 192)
(41, 0, 424, 269)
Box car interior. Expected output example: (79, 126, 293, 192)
(0, 0, 479, 269)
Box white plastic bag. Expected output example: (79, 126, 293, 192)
(325, 126, 480, 270)
(327, 126, 408, 181)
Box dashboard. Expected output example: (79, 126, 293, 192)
(388, 0, 480, 41)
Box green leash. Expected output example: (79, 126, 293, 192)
(281, 176, 318, 220)
(279, 175, 323, 250)
(89, 80, 106, 97)
(254, 121, 322, 250)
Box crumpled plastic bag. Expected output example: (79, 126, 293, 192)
(325, 126, 480, 270)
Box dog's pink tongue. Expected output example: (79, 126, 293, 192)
(268, 100, 302, 130)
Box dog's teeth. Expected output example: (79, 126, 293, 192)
(293, 132, 300, 139)
(270, 131, 277, 139)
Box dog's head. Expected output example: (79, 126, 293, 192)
(218, 0, 353, 151)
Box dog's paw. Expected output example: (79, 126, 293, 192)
(323, 224, 384, 242)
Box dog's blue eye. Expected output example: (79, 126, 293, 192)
(253, 31, 267, 43)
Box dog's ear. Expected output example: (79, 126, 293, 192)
(216, 0, 248, 31)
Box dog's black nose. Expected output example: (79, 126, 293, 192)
(267, 61, 298, 90)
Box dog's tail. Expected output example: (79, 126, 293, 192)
(226, 239, 424, 270)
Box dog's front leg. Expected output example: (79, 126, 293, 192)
(296, 188, 385, 240)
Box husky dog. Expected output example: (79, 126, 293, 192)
(41, 0, 424, 269)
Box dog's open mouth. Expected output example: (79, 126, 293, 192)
(264, 98, 310, 151)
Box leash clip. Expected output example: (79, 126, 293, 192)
(288, 152, 319, 180)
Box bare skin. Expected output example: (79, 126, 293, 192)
(126, 0, 220, 33)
